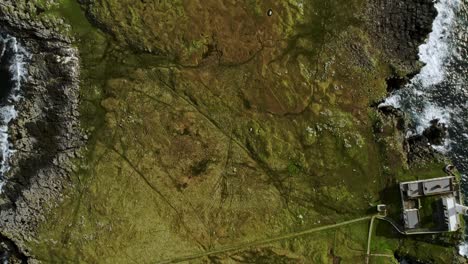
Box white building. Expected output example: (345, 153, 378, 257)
(441, 196, 468, 232)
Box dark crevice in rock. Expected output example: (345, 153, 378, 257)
(370, 70, 419, 107)
(0, 234, 28, 264)
(373, 105, 446, 167)
(385, 75, 408, 94)
(405, 119, 448, 165)
(394, 254, 426, 264)
(0, 38, 15, 104)
(406, 135, 444, 166)
(384, 65, 419, 94)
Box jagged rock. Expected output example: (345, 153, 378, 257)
(423, 119, 448, 145)
(0, 0, 84, 261)
(0, 234, 26, 264)
(378, 105, 409, 131)
(364, 0, 437, 72)
(402, 119, 448, 166)
(406, 134, 445, 166)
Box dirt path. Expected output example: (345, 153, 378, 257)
(370, 253, 394, 257)
(376, 216, 446, 235)
(364, 215, 443, 264)
(365, 216, 376, 264)
(157, 216, 373, 264)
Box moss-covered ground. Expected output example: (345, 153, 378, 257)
(18, 0, 464, 263)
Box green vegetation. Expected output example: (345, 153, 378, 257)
(418, 195, 442, 229)
(399, 239, 460, 264)
(20, 0, 463, 263)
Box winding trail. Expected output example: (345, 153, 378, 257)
(156, 216, 372, 264)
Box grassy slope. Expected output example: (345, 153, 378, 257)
(20, 0, 463, 263)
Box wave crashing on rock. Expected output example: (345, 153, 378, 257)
(380, 0, 466, 157)
(0, 34, 28, 192)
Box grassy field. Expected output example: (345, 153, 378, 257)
(19, 0, 463, 263)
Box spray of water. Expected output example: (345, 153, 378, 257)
(0, 35, 28, 192)
(380, 0, 468, 256)
(380, 0, 461, 135)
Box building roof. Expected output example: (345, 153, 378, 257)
(403, 209, 420, 229)
(399, 176, 462, 232)
(400, 176, 454, 198)
(442, 196, 459, 232)
(407, 182, 422, 198)
(423, 178, 452, 195)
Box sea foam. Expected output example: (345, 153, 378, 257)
(0, 35, 28, 192)
(380, 0, 461, 139)
(380, 0, 468, 256)
(417, 0, 460, 87)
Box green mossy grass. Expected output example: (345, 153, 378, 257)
(24, 0, 463, 263)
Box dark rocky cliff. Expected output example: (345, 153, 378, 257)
(365, 0, 437, 72)
(0, 0, 83, 260)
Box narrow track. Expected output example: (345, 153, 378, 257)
(376, 216, 446, 235)
(156, 216, 373, 264)
(365, 215, 445, 264)
(365, 216, 376, 264)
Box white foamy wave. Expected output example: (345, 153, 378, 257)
(0, 34, 29, 193)
(432, 138, 453, 154)
(415, 103, 452, 134)
(379, 94, 401, 108)
(379, 0, 461, 111)
(459, 242, 468, 257)
(380, 0, 461, 145)
(416, 0, 461, 87)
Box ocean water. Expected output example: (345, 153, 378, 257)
(381, 0, 468, 255)
(0, 34, 27, 193)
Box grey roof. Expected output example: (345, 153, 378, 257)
(407, 182, 422, 198)
(400, 176, 455, 198)
(423, 178, 452, 195)
(403, 209, 420, 229)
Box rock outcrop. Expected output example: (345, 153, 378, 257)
(369, 0, 446, 168)
(365, 0, 437, 72)
(0, 0, 84, 259)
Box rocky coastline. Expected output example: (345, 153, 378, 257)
(0, 0, 463, 263)
(0, 1, 84, 262)
(366, 0, 459, 173)
(365, 0, 437, 72)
